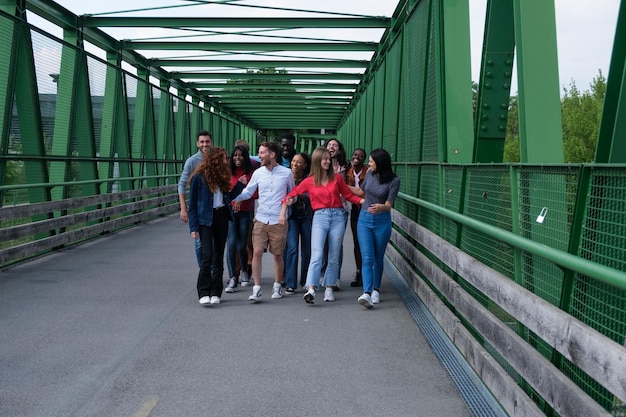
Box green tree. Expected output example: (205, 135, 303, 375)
(561, 70, 606, 163)
(503, 94, 520, 162)
(501, 70, 606, 163)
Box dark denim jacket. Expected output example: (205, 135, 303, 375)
(188, 174, 243, 233)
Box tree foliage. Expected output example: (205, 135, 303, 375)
(502, 70, 606, 163)
(561, 71, 606, 162)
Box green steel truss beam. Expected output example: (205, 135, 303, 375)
(172, 72, 363, 81)
(595, 0, 626, 163)
(80, 17, 390, 29)
(120, 41, 378, 52)
(473, 0, 515, 163)
(151, 59, 369, 69)
(206, 91, 353, 98)
(192, 82, 357, 90)
(513, 0, 563, 163)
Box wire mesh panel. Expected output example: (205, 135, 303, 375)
(462, 166, 514, 278)
(572, 167, 626, 342)
(442, 165, 464, 244)
(518, 166, 580, 305)
(422, 7, 440, 163)
(383, 38, 401, 151)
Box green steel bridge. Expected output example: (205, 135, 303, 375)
(1, 1, 625, 416)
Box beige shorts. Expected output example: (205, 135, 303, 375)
(251, 219, 288, 256)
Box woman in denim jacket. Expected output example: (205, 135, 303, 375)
(188, 147, 244, 306)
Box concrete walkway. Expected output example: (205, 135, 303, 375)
(1, 214, 481, 417)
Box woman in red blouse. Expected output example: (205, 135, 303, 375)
(280, 147, 364, 304)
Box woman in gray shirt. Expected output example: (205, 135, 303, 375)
(355, 148, 400, 308)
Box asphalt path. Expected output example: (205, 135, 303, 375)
(0, 214, 473, 417)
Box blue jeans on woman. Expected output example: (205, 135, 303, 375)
(284, 209, 312, 289)
(226, 211, 252, 279)
(305, 208, 346, 288)
(357, 210, 392, 293)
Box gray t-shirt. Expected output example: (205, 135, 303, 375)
(361, 170, 400, 208)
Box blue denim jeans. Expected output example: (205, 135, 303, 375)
(284, 212, 312, 289)
(305, 208, 346, 288)
(321, 209, 348, 285)
(357, 210, 392, 293)
(226, 211, 252, 278)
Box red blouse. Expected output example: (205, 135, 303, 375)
(284, 174, 361, 211)
(231, 167, 256, 212)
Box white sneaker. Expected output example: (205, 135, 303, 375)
(210, 296, 221, 305)
(225, 277, 237, 293)
(371, 290, 380, 304)
(303, 288, 315, 304)
(358, 293, 374, 309)
(248, 285, 262, 302)
(271, 282, 283, 299)
(199, 296, 211, 306)
(239, 271, 250, 287)
(323, 287, 335, 302)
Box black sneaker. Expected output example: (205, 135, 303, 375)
(285, 287, 295, 294)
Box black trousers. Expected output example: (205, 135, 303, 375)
(197, 207, 229, 298)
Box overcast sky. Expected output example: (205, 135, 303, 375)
(41, 0, 621, 93)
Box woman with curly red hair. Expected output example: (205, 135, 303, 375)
(188, 146, 243, 306)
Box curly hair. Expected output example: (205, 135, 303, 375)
(190, 147, 232, 193)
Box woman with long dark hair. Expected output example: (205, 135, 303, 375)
(225, 145, 256, 293)
(284, 152, 312, 293)
(188, 147, 241, 306)
(355, 148, 400, 308)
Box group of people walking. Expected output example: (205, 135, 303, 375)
(178, 131, 400, 310)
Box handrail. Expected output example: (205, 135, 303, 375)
(399, 192, 626, 291)
(0, 174, 179, 192)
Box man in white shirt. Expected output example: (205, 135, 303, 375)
(232, 141, 295, 302)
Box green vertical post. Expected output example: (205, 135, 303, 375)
(12, 17, 49, 204)
(100, 51, 131, 192)
(175, 89, 190, 159)
(157, 79, 177, 183)
(473, 0, 515, 163)
(0, 9, 17, 203)
(438, 0, 474, 164)
(513, 0, 563, 163)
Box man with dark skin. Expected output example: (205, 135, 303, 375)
(345, 148, 368, 287)
(280, 132, 296, 168)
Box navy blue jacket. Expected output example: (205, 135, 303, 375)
(188, 174, 243, 233)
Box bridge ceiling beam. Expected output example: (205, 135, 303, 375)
(121, 41, 378, 52)
(80, 17, 391, 29)
(171, 72, 364, 81)
(150, 59, 369, 69)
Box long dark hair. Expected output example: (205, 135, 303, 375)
(230, 145, 253, 174)
(369, 148, 396, 184)
(327, 138, 348, 168)
(294, 151, 311, 177)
